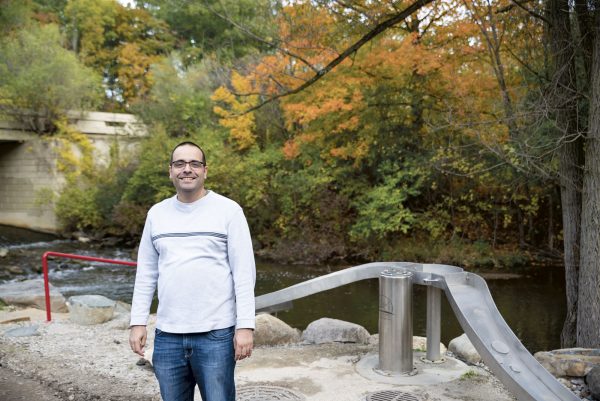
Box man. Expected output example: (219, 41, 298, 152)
(129, 141, 255, 401)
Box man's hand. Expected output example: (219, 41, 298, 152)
(129, 325, 147, 357)
(234, 328, 254, 361)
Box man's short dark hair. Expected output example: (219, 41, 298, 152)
(171, 141, 206, 164)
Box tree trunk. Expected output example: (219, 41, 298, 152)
(547, 0, 583, 348)
(574, 0, 594, 80)
(560, 141, 583, 348)
(547, 192, 554, 251)
(576, 10, 600, 347)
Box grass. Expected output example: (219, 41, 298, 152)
(460, 369, 479, 380)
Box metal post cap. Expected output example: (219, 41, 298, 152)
(380, 269, 412, 277)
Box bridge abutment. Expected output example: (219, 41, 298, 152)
(0, 111, 147, 233)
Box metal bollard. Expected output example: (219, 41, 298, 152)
(378, 269, 413, 373)
(426, 286, 442, 361)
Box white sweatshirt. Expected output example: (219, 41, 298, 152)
(130, 191, 256, 333)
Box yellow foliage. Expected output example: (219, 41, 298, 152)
(117, 43, 160, 102)
(211, 72, 258, 150)
(53, 118, 95, 184)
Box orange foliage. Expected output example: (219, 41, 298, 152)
(282, 139, 300, 159)
(213, 0, 540, 163)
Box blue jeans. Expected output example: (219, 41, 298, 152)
(152, 326, 236, 401)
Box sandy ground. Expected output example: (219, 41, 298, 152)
(0, 308, 518, 401)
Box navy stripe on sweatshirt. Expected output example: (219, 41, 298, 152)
(151, 232, 227, 242)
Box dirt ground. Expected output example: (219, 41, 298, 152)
(0, 364, 65, 401)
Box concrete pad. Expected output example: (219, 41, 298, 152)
(236, 343, 514, 401)
(356, 352, 469, 385)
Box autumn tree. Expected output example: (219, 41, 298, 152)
(210, 0, 556, 258)
(64, 0, 174, 109)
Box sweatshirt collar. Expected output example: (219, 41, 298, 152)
(173, 190, 211, 211)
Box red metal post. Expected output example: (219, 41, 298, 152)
(42, 252, 51, 321)
(41, 251, 137, 322)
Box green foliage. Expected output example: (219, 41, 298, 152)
(53, 122, 138, 234)
(0, 0, 32, 35)
(55, 185, 103, 231)
(350, 161, 426, 241)
(133, 56, 213, 136)
(122, 129, 175, 206)
(0, 23, 102, 132)
(141, 0, 275, 65)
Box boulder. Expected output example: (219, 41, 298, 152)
(412, 335, 448, 354)
(68, 295, 116, 325)
(7, 266, 24, 275)
(368, 334, 447, 354)
(534, 348, 600, 377)
(0, 279, 67, 312)
(586, 365, 600, 399)
(115, 301, 132, 313)
(105, 301, 132, 329)
(105, 313, 131, 330)
(448, 333, 482, 365)
(301, 317, 370, 344)
(254, 313, 301, 346)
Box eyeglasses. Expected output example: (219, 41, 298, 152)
(171, 160, 205, 169)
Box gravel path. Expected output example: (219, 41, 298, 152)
(0, 310, 159, 401)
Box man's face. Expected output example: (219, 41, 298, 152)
(169, 144, 207, 201)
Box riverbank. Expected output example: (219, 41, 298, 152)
(0, 233, 570, 354)
(1, 223, 563, 269)
(0, 308, 519, 401)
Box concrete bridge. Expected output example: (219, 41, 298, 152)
(0, 111, 147, 233)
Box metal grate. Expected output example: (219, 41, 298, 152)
(237, 385, 305, 401)
(365, 390, 421, 401)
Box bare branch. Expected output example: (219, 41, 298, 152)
(501, 0, 550, 25)
(235, 0, 435, 115)
(331, 0, 372, 20)
(204, 1, 321, 74)
(504, 46, 546, 85)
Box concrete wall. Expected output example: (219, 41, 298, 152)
(0, 139, 59, 232)
(0, 111, 147, 233)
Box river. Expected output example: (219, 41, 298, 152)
(0, 225, 565, 354)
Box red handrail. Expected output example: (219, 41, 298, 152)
(42, 251, 137, 322)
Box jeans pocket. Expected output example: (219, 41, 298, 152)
(155, 328, 165, 337)
(207, 326, 234, 340)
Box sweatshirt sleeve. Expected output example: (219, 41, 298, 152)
(227, 208, 256, 330)
(130, 213, 159, 326)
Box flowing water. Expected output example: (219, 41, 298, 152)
(0, 225, 565, 353)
